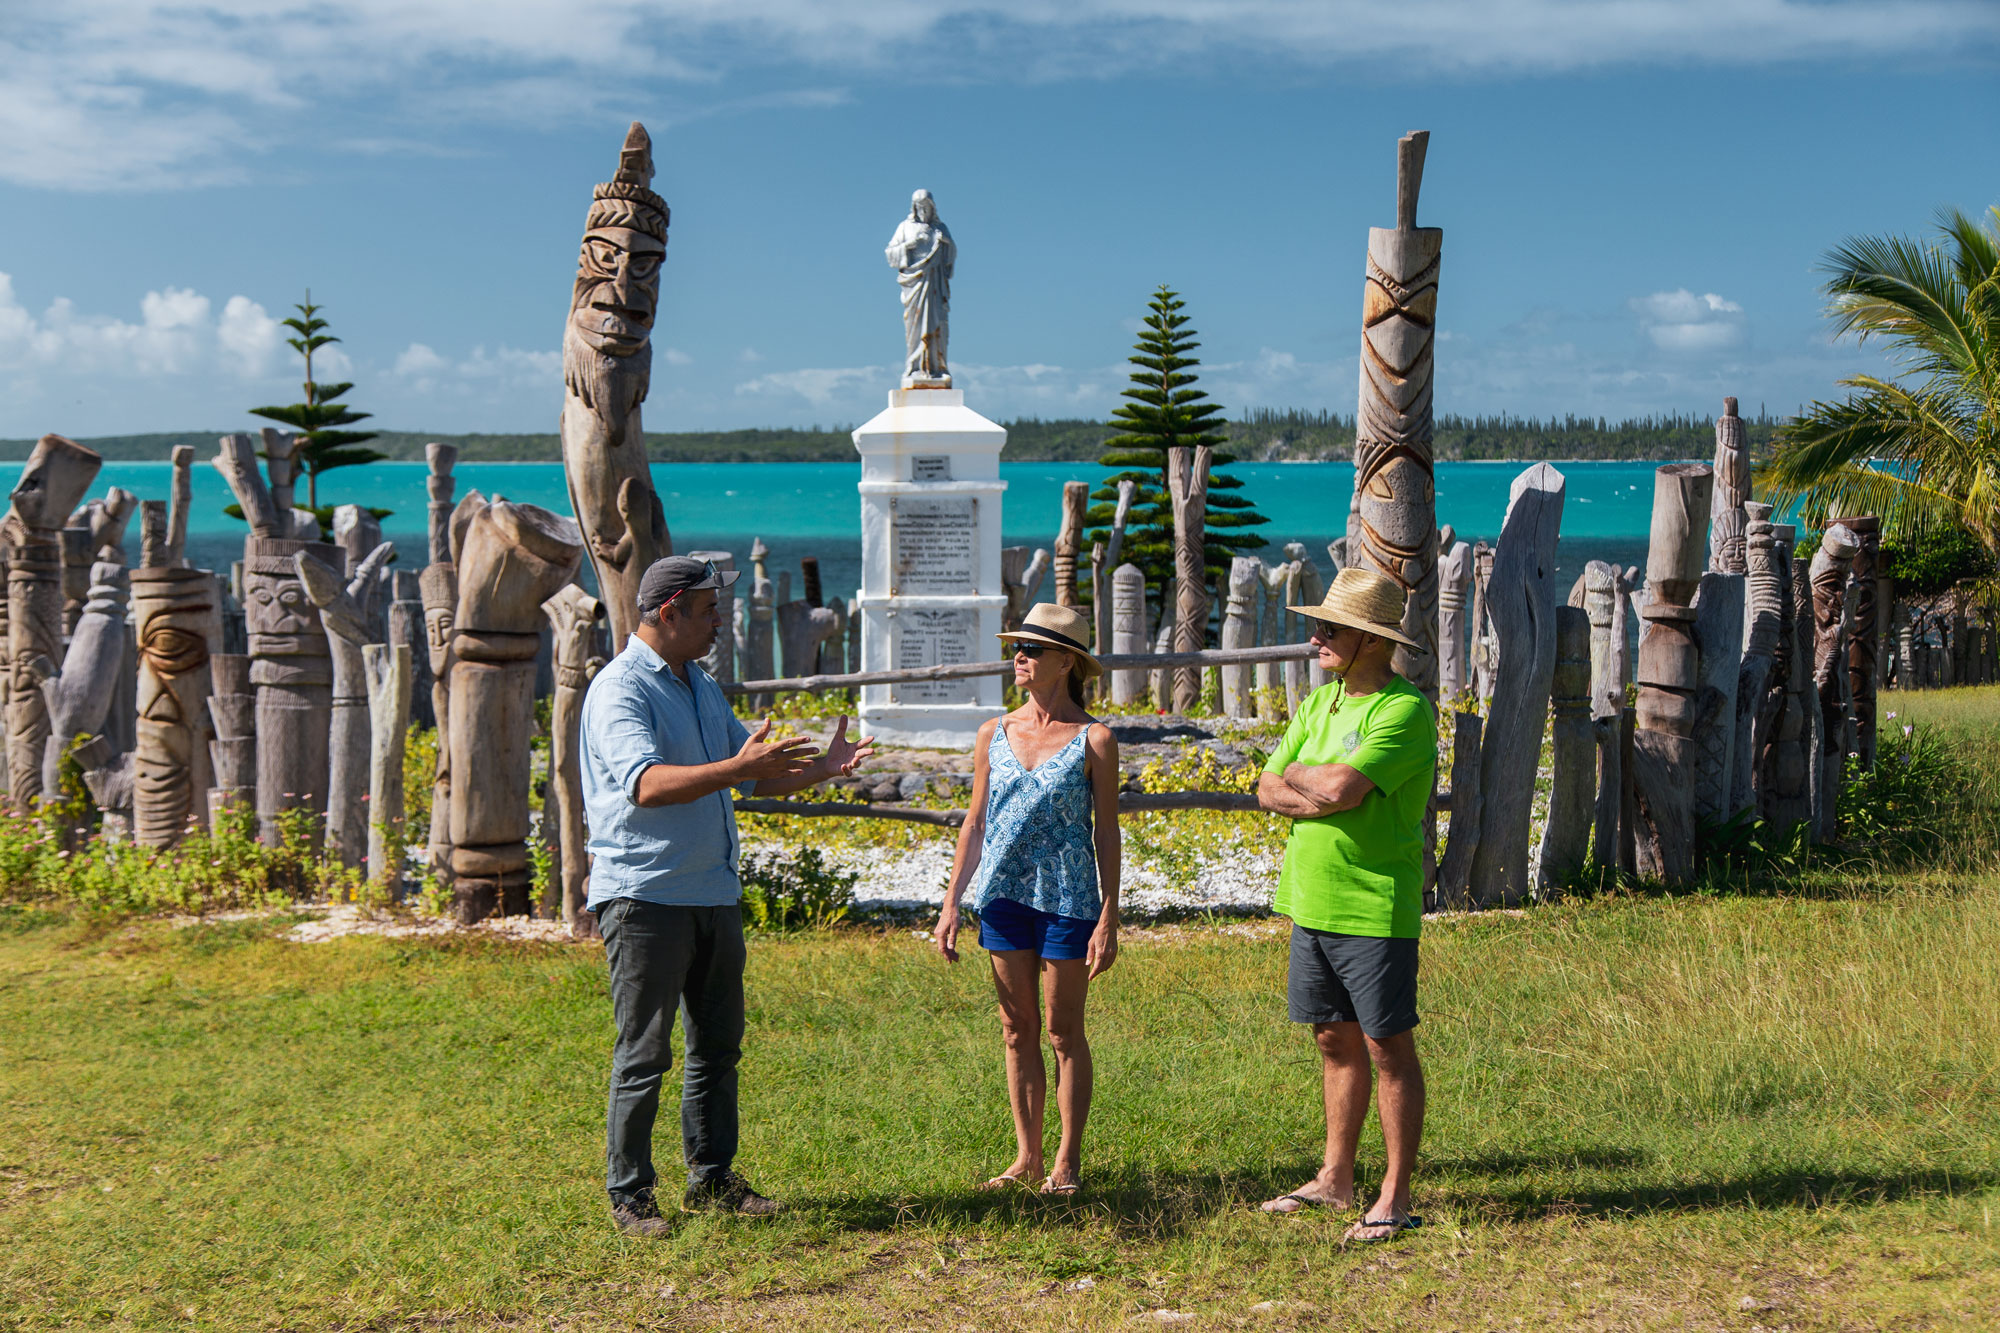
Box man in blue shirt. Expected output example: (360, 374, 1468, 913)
(582, 556, 872, 1234)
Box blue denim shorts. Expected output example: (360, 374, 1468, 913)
(977, 895, 1097, 961)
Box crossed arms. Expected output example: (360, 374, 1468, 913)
(1255, 761, 1376, 819)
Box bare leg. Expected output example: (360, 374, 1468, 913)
(1262, 1021, 1368, 1212)
(1042, 957, 1092, 1189)
(986, 949, 1047, 1185)
(1347, 1029, 1425, 1239)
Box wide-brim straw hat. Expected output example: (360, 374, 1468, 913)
(997, 603, 1101, 679)
(1289, 566, 1422, 649)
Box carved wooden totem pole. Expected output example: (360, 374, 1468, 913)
(1762, 529, 1819, 828)
(1110, 563, 1148, 705)
(207, 653, 255, 825)
(1630, 463, 1713, 885)
(1167, 446, 1212, 711)
(1221, 556, 1259, 718)
(1690, 571, 1744, 826)
(1468, 463, 1566, 905)
(1580, 561, 1622, 870)
(7, 434, 102, 803)
(1708, 398, 1750, 574)
(545, 583, 606, 938)
(296, 543, 395, 868)
(1054, 481, 1088, 609)
(1352, 130, 1443, 699)
(214, 432, 341, 845)
(560, 122, 671, 653)
(1536, 604, 1593, 895)
(363, 643, 412, 889)
(130, 556, 221, 847)
(1470, 541, 1496, 705)
(1732, 503, 1784, 818)
(1437, 538, 1471, 700)
(40, 558, 129, 799)
(1841, 514, 1882, 769)
(448, 499, 583, 921)
(1810, 525, 1862, 841)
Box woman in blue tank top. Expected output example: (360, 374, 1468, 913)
(935, 603, 1122, 1197)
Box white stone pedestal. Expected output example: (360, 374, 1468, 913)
(854, 387, 1007, 749)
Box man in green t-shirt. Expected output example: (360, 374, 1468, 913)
(1255, 567, 1437, 1243)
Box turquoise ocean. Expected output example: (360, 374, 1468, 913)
(70, 459, 1675, 603)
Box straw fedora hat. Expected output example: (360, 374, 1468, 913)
(1289, 567, 1422, 648)
(997, 603, 1101, 679)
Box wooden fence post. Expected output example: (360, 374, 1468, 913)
(1630, 463, 1712, 885)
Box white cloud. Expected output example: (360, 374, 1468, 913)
(736, 365, 885, 408)
(216, 295, 282, 377)
(662, 347, 693, 366)
(1630, 288, 1746, 353)
(394, 342, 447, 377)
(5, 1, 1993, 189)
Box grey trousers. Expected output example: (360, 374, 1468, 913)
(599, 898, 745, 1209)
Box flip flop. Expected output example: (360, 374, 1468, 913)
(1346, 1214, 1424, 1243)
(1040, 1178, 1081, 1197)
(976, 1173, 1039, 1192)
(1260, 1193, 1336, 1215)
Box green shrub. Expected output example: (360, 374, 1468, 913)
(739, 846, 856, 931)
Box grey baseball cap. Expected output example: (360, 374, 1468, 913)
(636, 555, 739, 612)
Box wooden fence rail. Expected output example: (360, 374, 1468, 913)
(721, 642, 1318, 697)
(734, 789, 1266, 827)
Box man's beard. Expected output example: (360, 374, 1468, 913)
(563, 318, 651, 439)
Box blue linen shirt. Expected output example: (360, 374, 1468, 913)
(579, 635, 753, 910)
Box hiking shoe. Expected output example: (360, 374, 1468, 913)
(610, 1195, 674, 1237)
(682, 1170, 783, 1217)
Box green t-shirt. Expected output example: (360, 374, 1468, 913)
(1263, 676, 1437, 939)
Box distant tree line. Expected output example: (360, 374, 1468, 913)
(3, 409, 1779, 465)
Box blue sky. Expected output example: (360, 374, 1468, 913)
(1, 1, 1995, 439)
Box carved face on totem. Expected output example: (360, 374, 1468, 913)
(563, 125, 669, 436)
(424, 602, 455, 679)
(243, 566, 319, 639)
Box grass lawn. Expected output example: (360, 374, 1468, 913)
(3, 685, 1998, 1331)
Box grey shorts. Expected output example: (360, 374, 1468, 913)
(1287, 924, 1419, 1039)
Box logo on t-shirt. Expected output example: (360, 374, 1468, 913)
(1342, 729, 1361, 753)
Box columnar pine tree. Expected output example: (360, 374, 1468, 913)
(244, 292, 388, 526)
(1085, 287, 1266, 614)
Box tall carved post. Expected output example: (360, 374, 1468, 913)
(1892, 600, 1915, 691)
(362, 643, 412, 890)
(419, 563, 458, 894)
(1285, 544, 1329, 694)
(1256, 560, 1292, 719)
(687, 551, 736, 683)
(1437, 539, 1471, 700)
(388, 571, 433, 729)
(426, 443, 458, 565)
(167, 446, 194, 565)
(1581, 561, 1622, 871)
(1434, 710, 1483, 910)
(560, 122, 672, 653)
(297, 543, 395, 869)
(129, 562, 220, 847)
(1470, 541, 1496, 705)
(1691, 571, 1744, 826)
(1054, 481, 1088, 609)
(261, 429, 299, 515)
(1708, 398, 1750, 574)
(1150, 591, 1175, 709)
(1733, 504, 1784, 818)
(1000, 546, 1051, 633)
(1535, 606, 1593, 895)
(1468, 463, 1566, 905)
(448, 499, 582, 922)
(1842, 515, 1882, 769)
(207, 653, 255, 825)
(1166, 446, 1212, 712)
(40, 560, 129, 797)
(545, 584, 606, 938)
(1631, 464, 1713, 885)
(1093, 480, 1137, 686)
(1810, 525, 1862, 842)
(1765, 535, 1819, 827)
(1353, 129, 1443, 700)
(7, 434, 102, 803)
(1110, 563, 1148, 706)
(1221, 557, 1259, 718)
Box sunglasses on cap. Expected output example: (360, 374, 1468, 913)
(656, 560, 718, 612)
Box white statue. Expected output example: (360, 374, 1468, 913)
(886, 188, 954, 386)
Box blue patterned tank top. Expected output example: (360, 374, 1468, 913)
(967, 723, 1101, 921)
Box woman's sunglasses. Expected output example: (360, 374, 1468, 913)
(1012, 642, 1052, 659)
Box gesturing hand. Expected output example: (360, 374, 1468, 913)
(821, 716, 877, 776)
(736, 718, 818, 782)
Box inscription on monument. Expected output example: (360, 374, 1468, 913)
(891, 496, 977, 595)
(891, 608, 979, 703)
(911, 455, 951, 482)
